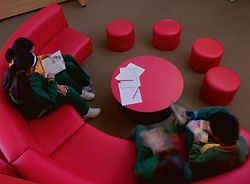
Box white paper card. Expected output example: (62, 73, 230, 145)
(118, 84, 142, 106)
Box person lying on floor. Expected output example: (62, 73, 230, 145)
(3, 52, 101, 120)
(5, 37, 95, 100)
(171, 104, 249, 181)
(130, 124, 191, 184)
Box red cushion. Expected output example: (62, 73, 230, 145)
(106, 20, 134, 51)
(153, 19, 181, 50)
(51, 124, 137, 184)
(0, 173, 38, 184)
(40, 27, 93, 64)
(29, 105, 85, 155)
(201, 66, 240, 105)
(189, 38, 224, 73)
(13, 150, 92, 184)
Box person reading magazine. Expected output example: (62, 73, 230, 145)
(170, 103, 248, 181)
(41, 50, 66, 76)
(5, 37, 98, 101)
(130, 125, 192, 184)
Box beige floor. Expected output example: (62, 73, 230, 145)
(0, 0, 250, 138)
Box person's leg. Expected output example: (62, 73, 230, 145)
(184, 128, 194, 154)
(61, 86, 89, 116)
(55, 71, 82, 94)
(63, 55, 91, 87)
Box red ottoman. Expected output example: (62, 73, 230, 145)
(201, 66, 240, 106)
(106, 20, 134, 51)
(152, 19, 181, 50)
(189, 38, 224, 73)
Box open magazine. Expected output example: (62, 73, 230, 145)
(186, 120, 210, 143)
(41, 50, 66, 76)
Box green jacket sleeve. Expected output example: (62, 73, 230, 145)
(30, 73, 58, 106)
(134, 156, 159, 178)
(194, 106, 229, 120)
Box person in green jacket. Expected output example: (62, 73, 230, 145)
(3, 52, 101, 120)
(171, 104, 249, 181)
(130, 124, 192, 184)
(5, 37, 95, 100)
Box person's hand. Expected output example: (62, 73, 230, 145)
(170, 103, 189, 125)
(42, 54, 51, 59)
(47, 73, 55, 80)
(57, 85, 68, 96)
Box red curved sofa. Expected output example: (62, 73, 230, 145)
(0, 3, 250, 184)
(0, 3, 137, 184)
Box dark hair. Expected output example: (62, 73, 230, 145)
(208, 112, 239, 145)
(5, 37, 34, 62)
(154, 150, 190, 184)
(3, 52, 35, 102)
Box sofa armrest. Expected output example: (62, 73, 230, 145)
(12, 149, 97, 184)
(0, 173, 38, 184)
(193, 157, 250, 184)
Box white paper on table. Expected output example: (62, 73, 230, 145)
(118, 83, 142, 106)
(126, 63, 145, 76)
(116, 67, 141, 87)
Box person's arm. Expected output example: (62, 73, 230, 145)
(134, 156, 159, 179)
(193, 106, 229, 120)
(30, 73, 58, 106)
(132, 125, 159, 179)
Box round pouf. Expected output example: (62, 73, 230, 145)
(189, 38, 224, 73)
(152, 19, 181, 50)
(201, 66, 240, 106)
(106, 20, 134, 51)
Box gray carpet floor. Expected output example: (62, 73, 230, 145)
(0, 0, 250, 138)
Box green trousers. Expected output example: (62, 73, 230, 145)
(55, 55, 91, 94)
(53, 86, 89, 116)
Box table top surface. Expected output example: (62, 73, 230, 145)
(111, 56, 184, 113)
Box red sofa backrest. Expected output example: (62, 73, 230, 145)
(0, 3, 68, 61)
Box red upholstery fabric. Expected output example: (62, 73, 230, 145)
(189, 38, 224, 73)
(201, 66, 240, 105)
(40, 27, 93, 64)
(0, 173, 38, 184)
(106, 20, 135, 51)
(0, 89, 44, 162)
(29, 105, 85, 155)
(51, 123, 137, 184)
(0, 3, 92, 64)
(12, 150, 96, 184)
(0, 158, 17, 177)
(152, 19, 182, 50)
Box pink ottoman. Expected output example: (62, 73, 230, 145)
(106, 20, 134, 51)
(189, 38, 224, 73)
(201, 66, 240, 106)
(152, 19, 181, 50)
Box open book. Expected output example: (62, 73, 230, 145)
(186, 120, 210, 143)
(41, 50, 66, 76)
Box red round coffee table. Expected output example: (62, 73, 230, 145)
(111, 56, 184, 113)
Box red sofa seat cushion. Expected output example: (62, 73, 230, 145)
(51, 124, 137, 184)
(29, 105, 85, 155)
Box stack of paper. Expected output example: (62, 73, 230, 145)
(115, 63, 145, 106)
